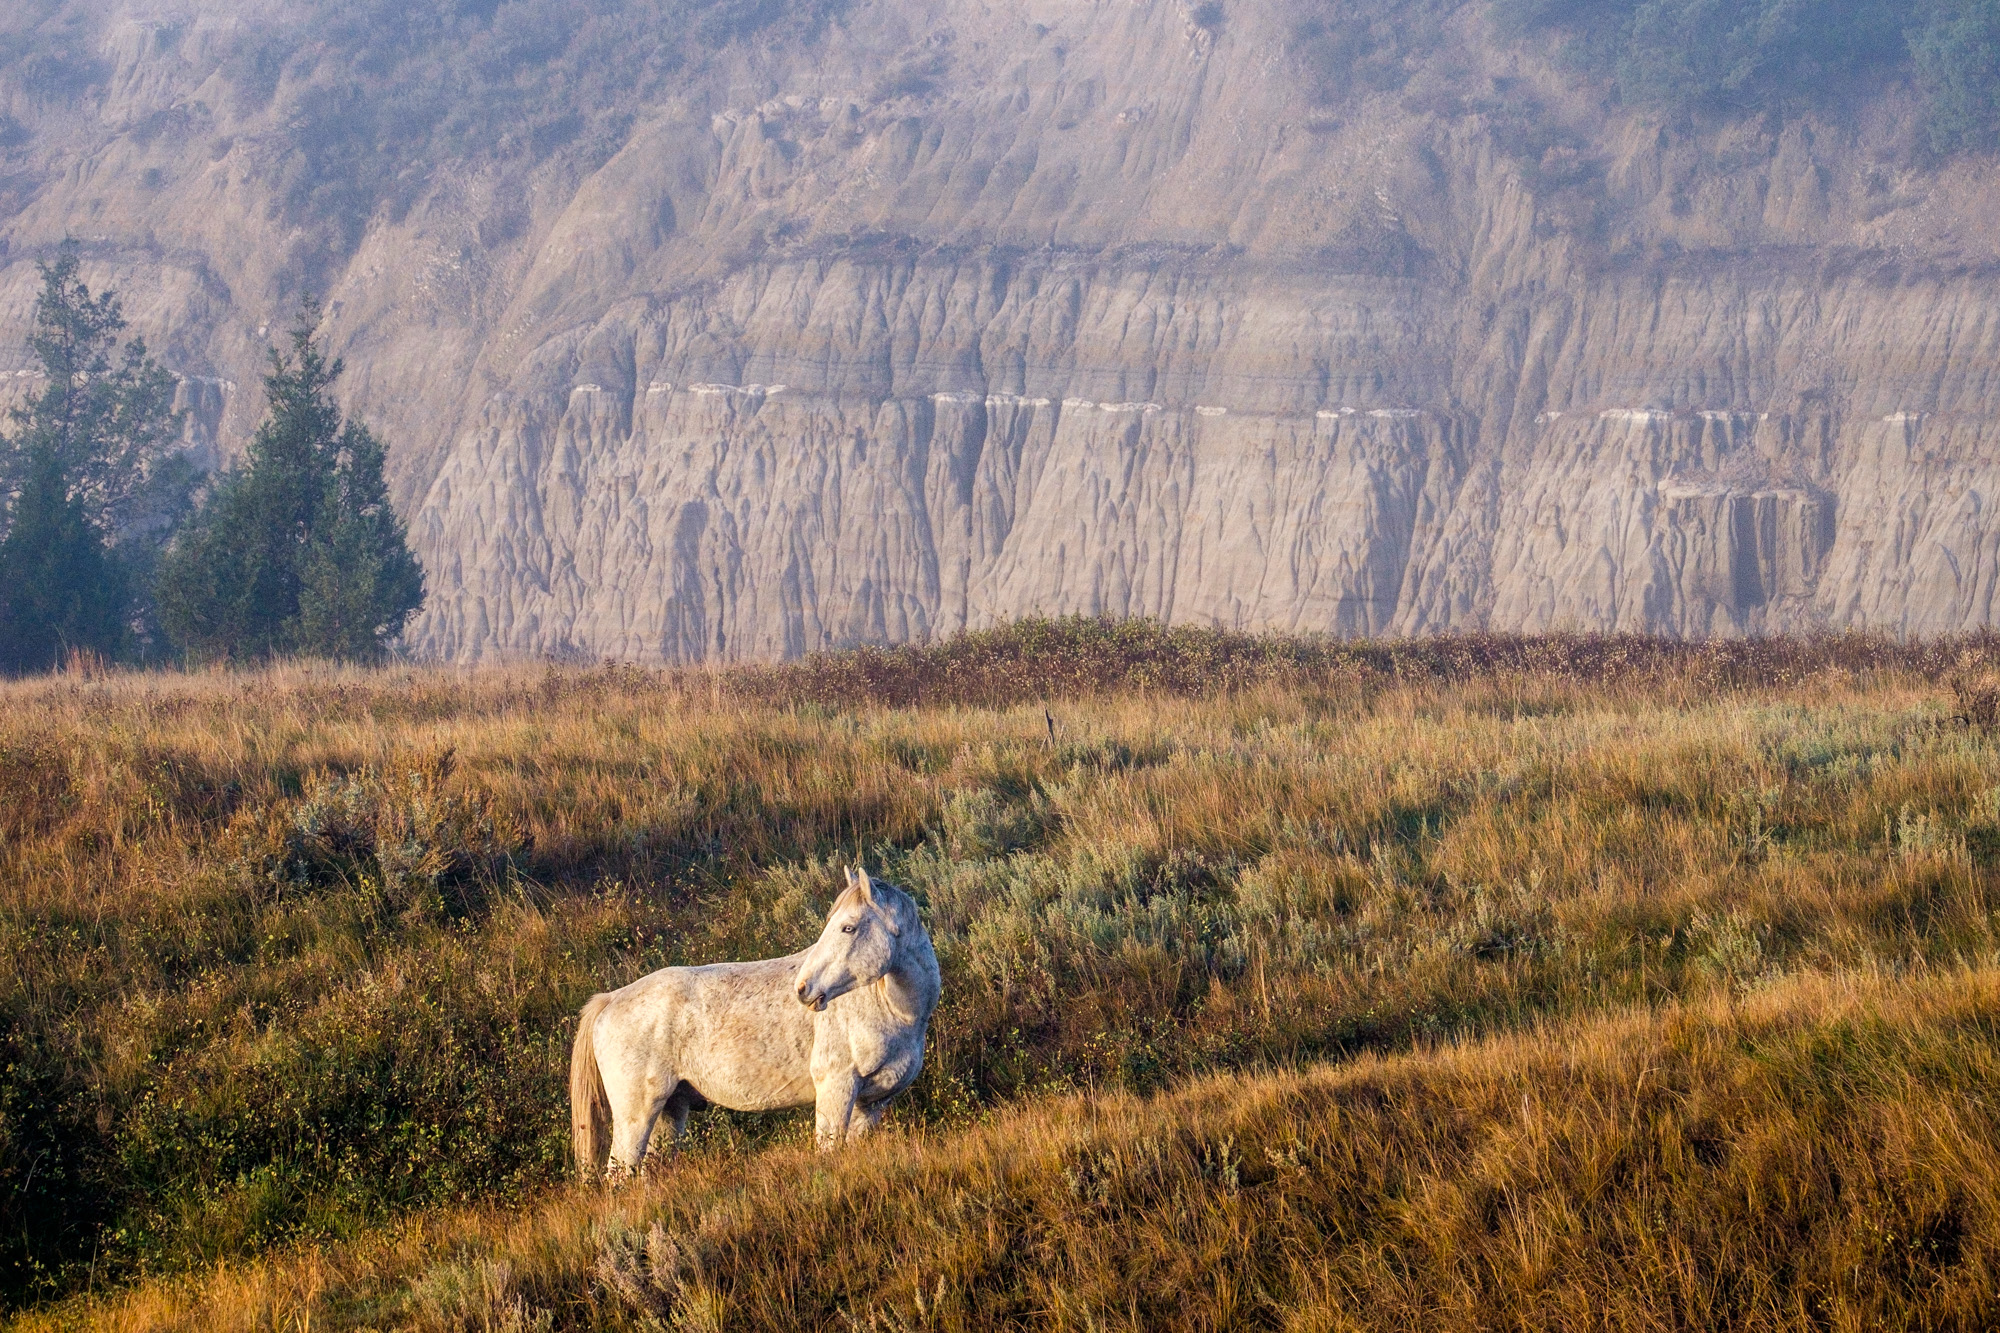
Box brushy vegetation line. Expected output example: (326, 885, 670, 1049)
(723, 617, 2000, 709)
(7, 618, 2000, 1329)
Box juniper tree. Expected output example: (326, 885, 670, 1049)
(157, 305, 424, 663)
(0, 452, 126, 673)
(0, 242, 190, 674)
(291, 418, 427, 661)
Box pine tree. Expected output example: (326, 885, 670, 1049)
(0, 455, 126, 674)
(0, 242, 190, 675)
(157, 305, 424, 663)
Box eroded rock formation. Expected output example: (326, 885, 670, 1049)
(5, 0, 2000, 657)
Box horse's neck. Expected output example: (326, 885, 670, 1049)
(880, 935, 940, 1024)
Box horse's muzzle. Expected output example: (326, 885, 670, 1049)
(797, 983, 827, 1011)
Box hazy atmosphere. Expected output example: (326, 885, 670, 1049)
(9, 3, 2000, 1331)
(9, 0, 2000, 662)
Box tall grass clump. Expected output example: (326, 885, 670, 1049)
(4, 620, 2000, 1328)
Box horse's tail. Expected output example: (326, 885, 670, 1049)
(570, 993, 614, 1181)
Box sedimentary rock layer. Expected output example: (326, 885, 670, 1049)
(5, 0, 2000, 657)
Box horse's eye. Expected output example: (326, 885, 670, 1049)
(840, 923, 858, 934)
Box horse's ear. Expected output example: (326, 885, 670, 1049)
(856, 867, 878, 904)
(859, 870, 906, 935)
(843, 866, 857, 890)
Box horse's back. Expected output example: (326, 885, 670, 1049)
(596, 954, 817, 1112)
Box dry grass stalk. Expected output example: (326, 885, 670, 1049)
(1, 622, 1999, 1328)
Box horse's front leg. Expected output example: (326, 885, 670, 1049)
(813, 1068, 861, 1150)
(846, 1098, 888, 1140)
(666, 1096, 692, 1153)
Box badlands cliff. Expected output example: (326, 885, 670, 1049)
(4, 0, 2000, 659)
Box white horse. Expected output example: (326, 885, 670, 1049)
(570, 867, 941, 1177)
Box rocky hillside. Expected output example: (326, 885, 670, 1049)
(4, 0, 2000, 659)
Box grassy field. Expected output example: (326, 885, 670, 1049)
(5, 621, 2000, 1330)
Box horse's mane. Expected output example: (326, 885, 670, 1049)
(843, 874, 920, 936)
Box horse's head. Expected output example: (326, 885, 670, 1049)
(794, 867, 917, 1011)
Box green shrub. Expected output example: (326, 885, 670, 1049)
(223, 750, 522, 918)
(1492, 0, 2000, 152)
(1911, 0, 2000, 150)
(1290, 0, 1456, 104)
(212, 0, 842, 272)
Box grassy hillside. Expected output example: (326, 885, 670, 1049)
(6, 621, 2000, 1328)
(42, 970, 2000, 1332)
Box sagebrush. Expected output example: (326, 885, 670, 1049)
(5, 620, 2000, 1329)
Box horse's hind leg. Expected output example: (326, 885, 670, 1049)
(607, 1099, 665, 1181)
(601, 1058, 670, 1180)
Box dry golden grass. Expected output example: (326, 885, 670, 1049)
(26, 968, 2000, 1333)
(4, 621, 2000, 1329)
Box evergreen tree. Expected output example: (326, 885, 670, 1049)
(0, 455, 126, 674)
(157, 305, 424, 663)
(1912, 0, 2000, 152)
(292, 421, 426, 661)
(0, 242, 190, 675)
